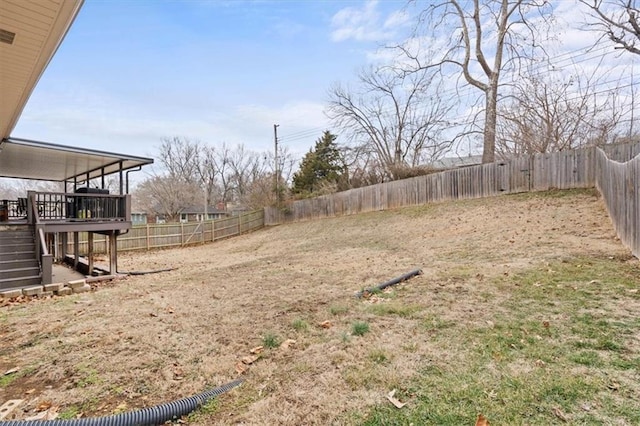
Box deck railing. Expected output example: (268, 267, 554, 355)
(27, 191, 130, 222)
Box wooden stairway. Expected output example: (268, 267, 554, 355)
(0, 226, 41, 290)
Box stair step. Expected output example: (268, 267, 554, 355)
(0, 259, 39, 269)
(0, 267, 41, 280)
(0, 275, 42, 290)
(0, 243, 35, 254)
(0, 251, 38, 261)
(0, 234, 33, 240)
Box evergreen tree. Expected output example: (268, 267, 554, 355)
(292, 131, 345, 195)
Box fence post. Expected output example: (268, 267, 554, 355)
(211, 219, 215, 242)
(181, 223, 184, 246)
(146, 224, 150, 250)
(238, 214, 242, 235)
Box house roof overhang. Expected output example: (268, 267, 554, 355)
(0, 137, 153, 182)
(0, 0, 154, 183)
(0, 0, 84, 140)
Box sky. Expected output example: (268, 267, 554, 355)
(10, 0, 639, 169)
(12, 0, 414, 162)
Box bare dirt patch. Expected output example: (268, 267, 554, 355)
(0, 189, 635, 424)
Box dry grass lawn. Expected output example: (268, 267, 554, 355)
(1, 189, 638, 424)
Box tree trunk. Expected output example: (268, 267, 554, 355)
(482, 82, 498, 163)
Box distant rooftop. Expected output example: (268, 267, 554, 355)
(430, 155, 483, 170)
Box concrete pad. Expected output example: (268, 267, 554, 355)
(22, 286, 43, 296)
(85, 275, 116, 283)
(51, 264, 85, 283)
(0, 289, 22, 298)
(40, 291, 53, 297)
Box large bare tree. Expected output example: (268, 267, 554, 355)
(400, 0, 550, 163)
(327, 65, 453, 180)
(496, 67, 625, 156)
(581, 0, 640, 54)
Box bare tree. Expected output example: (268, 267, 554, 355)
(226, 144, 266, 203)
(496, 67, 626, 156)
(135, 175, 200, 222)
(581, 0, 640, 54)
(327, 65, 453, 180)
(400, 0, 550, 163)
(157, 137, 201, 184)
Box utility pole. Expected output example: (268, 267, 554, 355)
(273, 124, 279, 208)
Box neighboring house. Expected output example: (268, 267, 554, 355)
(178, 206, 228, 223)
(226, 202, 251, 216)
(131, 212, 147, 226)
(430, 155, 483, 170)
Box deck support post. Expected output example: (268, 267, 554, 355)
(61, 232, 68, 262)
(109, 231, 117, 275)
(88, 232, 94, 276)
(73, 232, 79, 270)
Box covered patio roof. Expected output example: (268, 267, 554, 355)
(0, 137, 153, 182)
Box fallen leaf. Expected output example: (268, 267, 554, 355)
(552, 407, 568, 422)
(280, 339, 296, 350)
(607, 381, 620, 391)
(319, 320, 332, 329)
(542, 320, 550, 329)
(36, 401, 53, 411)
(173, 367, 184, 380)
(24, 388, 35, 395)
(3, 367, 19, 376)
(149, 312, 158, 317)
(475, 413, 490, 426)
(167, 307, 175, 314)
(386, 389, 407, 409)
(250, 346, 264, 354)
(235, 362, 248, 374)
(535, 359, 546, 368)
(241, 355, 260, 365)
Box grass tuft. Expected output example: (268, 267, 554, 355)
(351, 321, 370, 337)
(262, 332, 281, 349)
(330, 305, 349, 316)
(291, 318, 309, 332)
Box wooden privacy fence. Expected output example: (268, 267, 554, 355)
(596, 148, 640, 257)
(265, 142, 640, 257)
(70, 210, 264, 254)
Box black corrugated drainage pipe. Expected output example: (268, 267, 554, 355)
(0, 379, 243, 426)
(355, 269, 423, 298)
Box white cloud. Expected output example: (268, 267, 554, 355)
(384, 10, 410, 30)
(330, 0, 408, 43)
